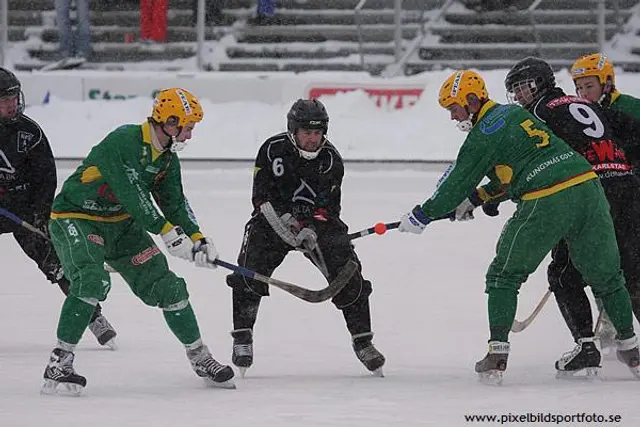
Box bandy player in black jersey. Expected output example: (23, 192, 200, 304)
(505, 57, 640, 379)
(225, 99, 385, 378)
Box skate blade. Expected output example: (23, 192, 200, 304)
(204, 378, 236, 389)
(103, 338, 118, 351)
(41, 379, 84, 396)
(477, 370, 504, 386)
(238, 367, 248, 379)
(370, 367, 384, 378)
(555, 366, 600, 380)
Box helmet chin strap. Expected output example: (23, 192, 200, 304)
(161, 124, 187, 152)
(456, 106, 474, 133)
(287, 132, 324, 159)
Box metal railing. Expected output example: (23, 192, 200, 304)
(527, 0, 544, 57)
(0, 0, 7, 67)
(355, 0, 404, 70)
(382, 0, 455, 78)
(355, 0, 369, 69)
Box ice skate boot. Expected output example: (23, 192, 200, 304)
(352, 332, 385, 377)
(231, 328, 253, 378)
(616, 336, 640, 379)
(88, 314, 118, 350)
(41, 348, 86, 396)
(555, 337, 601, 380)
(475, 341, 509, 385)
(187, 344, 235, 389)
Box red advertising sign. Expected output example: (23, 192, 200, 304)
(308, 85, 423, 110)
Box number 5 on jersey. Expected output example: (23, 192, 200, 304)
(520, 119, 550, 148)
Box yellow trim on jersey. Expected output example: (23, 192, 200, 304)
(142, 121, 164, 162)
(495, 165, 513, 184)
(80, 166, 102, 183)
(50, 212, 132, 222)
(609, 89, 621, 105)
(520, 171, 597, 200)
(475, 100, 498, 122)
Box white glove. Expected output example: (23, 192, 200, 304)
(398, 205, 431, 234)
(454, 198, 476, 221)
(161, 226, 194, 261)
(280, 212, 302, 234)
(193, 237, 219, 269)
(295, 227, 317, 251)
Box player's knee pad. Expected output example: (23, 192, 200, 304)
(68, 265, 111, 301)
(332, 270, 372, 310)
(130, 270, 189, 308)
(226, 272, 269, 297)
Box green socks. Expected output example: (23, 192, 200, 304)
(163, 303, 201, 345)
(57, 296, 97, 345)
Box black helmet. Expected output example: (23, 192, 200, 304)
(287, 99, 329, 135)
(0, 67, 24, 122)
(504, 57, 555, 108)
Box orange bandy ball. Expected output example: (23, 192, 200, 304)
(374, 223, 387, 235)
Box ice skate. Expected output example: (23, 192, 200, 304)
(352, 332, 385, 377)
(555, 337, 601, 380)
(475, 341, 509, 385)
(615, 336, 640, 379)
(41, 348, 86, 396)
(231, 328, 253, 378)
(187, 344, 236, 389)
(88, 314, 118, 350)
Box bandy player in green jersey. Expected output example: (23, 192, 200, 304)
(396, 70, 640, 384)
(42, 88, 235, 395)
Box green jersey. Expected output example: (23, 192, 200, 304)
(609, 91, 640, 120)
(51, 122, 202, 238)
(419, 101, 597, 218)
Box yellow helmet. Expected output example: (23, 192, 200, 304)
(438, 70, 488, 109)
(570, 53, 615, 86)
(152, 88, 204, 126)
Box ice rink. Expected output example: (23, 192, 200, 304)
(1, 166, 639, 427)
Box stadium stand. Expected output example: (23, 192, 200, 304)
(7, 0, 640, 74)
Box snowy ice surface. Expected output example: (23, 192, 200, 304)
(1, 168, 639, 427)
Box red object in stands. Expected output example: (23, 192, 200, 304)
(140, 0, 167, 42)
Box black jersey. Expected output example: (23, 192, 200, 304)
(530, 88, 639, 191)
(0, 114, 57, 213)
(251, 132, 344, 222)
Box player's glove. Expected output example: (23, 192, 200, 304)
(295, 227, 318, 251)
(32, 210, 51, 234)
(398, 205, 431, 234)
(193, 237, 219, 269)
(482, 202, 500, 217)
(453, 190, 485, 221)
(161, 225, 194, 261)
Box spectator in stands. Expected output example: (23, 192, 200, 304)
(140, 0, 168, 43)
(55, 0, 91, 59)
(190, 1, 226, 26)
(248, 0, 277, 25)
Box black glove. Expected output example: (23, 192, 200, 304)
(31, 210, 51, 234)
(482, 202, 500, 217)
